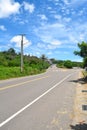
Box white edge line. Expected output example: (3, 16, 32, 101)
(0, 74, 72, 128)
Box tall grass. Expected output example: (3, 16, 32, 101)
(0, 66, 45, 80)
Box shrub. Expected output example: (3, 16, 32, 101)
(64, 60, 73, 68)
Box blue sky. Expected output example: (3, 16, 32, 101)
(0, 0, 87, 61)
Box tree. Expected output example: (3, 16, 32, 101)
(8, 48, 16, 55)
(40, 54, 47, 61)
(74, 41, 87, 58)
(83, 57, 87, 68)
(57, 60, 64, 68)
(64, 60, 73, 68)
(74, 41, 87, 67)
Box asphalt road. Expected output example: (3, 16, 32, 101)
(0, 66, 80, 130)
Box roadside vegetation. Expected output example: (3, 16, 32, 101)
(0, 44, 84, 80)
(0, 48, 50, 79)
(57, 60, 82, 69)
(82, 70, 87, 78)
(74, 41, 87, 68)
(74, 41, 87, 78)
(50, 59, 82, 69)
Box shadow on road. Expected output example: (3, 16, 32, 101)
(70, 123, 87, 130)
(69, 77, 87, 84)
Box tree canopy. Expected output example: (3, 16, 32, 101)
(74, 41, 87, 67)
(74, 41, 87, 58)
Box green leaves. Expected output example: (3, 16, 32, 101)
(0, 48, 50, 79)
(64, 60, 73, 68)
(74, 41, 87, 67)
(74, 41, 87, 58)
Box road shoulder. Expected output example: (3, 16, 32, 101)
(70, 72, 87, 129)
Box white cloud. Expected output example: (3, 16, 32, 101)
(63, 17, 71, 22)
(0, 0, 20, 18)
(34, 20, 87, 52)
(37, 41, 61, 50)
(37, 43, 46, 49)
(78, 10, 84, 16)
(0, 25, 6, 31)
(54, 15, 61, 20)
(47, 44, 59, 49)
(69, 35, 78, 43)
(47, 51, 52, 55)
(0, 1, 35, 19)
(47, 6, 52, 10)
(10, 35, 32, 48)
(63, 0, 70, 5)
(34, 23, 67, 46)
(23, 2, 35, 13)
(69, 0, 87, 8)
(51, 40, 62, 45)
(71, 0, 86, 5)
(70, 22, 87, 43)
(38, 14, 48, 20)
(79, 34, 85, 41)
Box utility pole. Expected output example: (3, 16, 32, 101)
(20, 34, 25, 72)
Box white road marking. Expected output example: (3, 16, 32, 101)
(0, 73, 72, 128)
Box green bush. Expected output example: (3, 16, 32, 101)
(64, 60, 73, 68)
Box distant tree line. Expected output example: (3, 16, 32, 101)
(0, 48, 83, 70)
(50, 58, 82, 69)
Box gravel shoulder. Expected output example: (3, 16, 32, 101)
(71, 72, 87, 129)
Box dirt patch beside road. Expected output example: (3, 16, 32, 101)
(70, 72, 87, 129)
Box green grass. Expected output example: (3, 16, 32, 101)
(0, 66, 45, 80)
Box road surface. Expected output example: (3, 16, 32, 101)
(0, 66, 80, 130)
